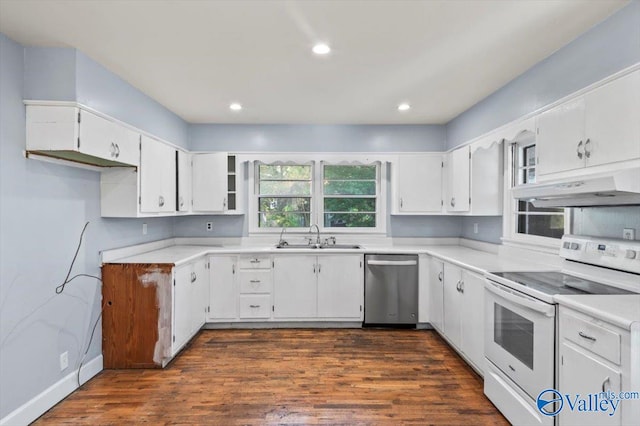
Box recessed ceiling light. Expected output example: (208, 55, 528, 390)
(229, 103, 242, 111)
(312, 43, 331, 55)
(398, 103, 411, 111)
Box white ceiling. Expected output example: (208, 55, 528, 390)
(0, 0, 628, 124)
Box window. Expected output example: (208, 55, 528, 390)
(322, 164, 378, 228)
(257, 163, 312, 228)
(507, 135, 567, 244)
(250, 156, 386, 233)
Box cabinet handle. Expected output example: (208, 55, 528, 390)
(179, 196, 184, 208)
(576, 140, 584, 159)
(232, 264, 235, 274)
(456, 281, 461, 292)
(602, 376, 609, 393)
(400, 197, 403, 209)
(578, 331, 596, 342)
(110, 142, 116, 157)
(249, 304, 261, 308)
(584, 138, 591, 159)
(250, 258, 261, 264)
(115, 143, 120, 158)
(450, 197, 456, 207)
(318, 264, 321, 273)
(459, 280, 464, 293)
(249, 279, 261, 284)
(313, 264, 316, 273)
(438, 271, 443, 282)
(223, 197, 227, 208)
(158, 196, 165, 207)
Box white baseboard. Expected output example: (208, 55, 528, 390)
(0, 355, 103, 426)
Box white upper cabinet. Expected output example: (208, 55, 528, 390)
(177, 150, 192, 213)
(26, 105, 140, 167)
(445, 146, 470, 213)
(192, 152, 229, 212)
(537, 69, 640, 178)
(392, 154, 443, 214)
(469, 138, 503, 215)
(140, 135, 176, 213)
(583, 70, 640, 168)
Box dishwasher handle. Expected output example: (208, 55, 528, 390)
(367, 259, 417, 266)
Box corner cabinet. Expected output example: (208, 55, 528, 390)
(445, 146, 471, 213)
(26, 104, 140, 167)
(391, 154, 444, 214)
(101, 257, 208, 368)
(100, 135, 177, 217)
(192, 153, 243, 214)
(537, 69, 640, 179)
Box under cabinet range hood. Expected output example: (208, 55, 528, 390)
(512, 167, 640, 207)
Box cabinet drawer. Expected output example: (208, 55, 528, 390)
(239, 271, 272, 293)
(561, 310, 621, 364)
(238, 256, 271, 270)
(239, 295, 271, 318)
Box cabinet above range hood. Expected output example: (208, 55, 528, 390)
(512, 167, 640, 207)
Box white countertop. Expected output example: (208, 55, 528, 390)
(104, 241, 552, 274)
(554, 294, 640, 330)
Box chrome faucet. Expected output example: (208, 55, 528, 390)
(278, 227, 288, 246)
(309, 224, 321, 245)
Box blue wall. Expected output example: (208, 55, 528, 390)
(446, 1, 640, 149)
(0, 34, 180, 419)
(189, 123, 445, 152)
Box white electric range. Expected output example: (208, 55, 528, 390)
(483, 235, 640, 426)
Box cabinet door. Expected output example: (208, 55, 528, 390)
(396, 155, 443, 213)
(443, 262, 462, 348)
(460, 271, 485, 373)
(536, 98, 586, 176)
(317, 255, 363, 319)
(559, 342, 621, 426)
(585, 70, 640, 167)
(192, 152, 228, 212)
(191, 258, 208, 332)
(209, 256, 238, 320)
(273, 256, 317, 318)
(78, 109, 116, 161)
(173, 264, 193, 354)
(177, 151, 192, 212)
(428, 258, 444, 333)
(469, 140, 503, 215)
(140, 136, 176, 213)
(446, 146, 470, 212)
(111, 124, 140, 166)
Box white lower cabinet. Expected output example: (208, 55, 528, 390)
(208, 255, 238, 320)
(273, 255, 318, 319)
(440, 261, 485, 374)
(558, 306, 633, 426)
(427, 257, 444, 332)
(317, 255, 363, 319)
(172, 256, 208, 355)
(271, 254, 364, 321)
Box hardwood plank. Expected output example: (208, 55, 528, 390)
(35, 329, 508, 425)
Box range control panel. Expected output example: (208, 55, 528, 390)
(561, 235, 640, 274)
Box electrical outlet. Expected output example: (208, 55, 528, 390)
(60, 351, 68, 371)
(473, 223, 479, 234)
(623, 228, 635, 240)
(206, 222, 213, 231)
(142, 223, 147, 235)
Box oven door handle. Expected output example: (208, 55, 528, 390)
(485, 281, 555, 317)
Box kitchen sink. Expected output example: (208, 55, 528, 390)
(275, 243, 361, 249)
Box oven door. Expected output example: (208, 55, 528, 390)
(485, 279, 556, 400)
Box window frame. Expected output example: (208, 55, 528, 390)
(502, 130, 570, 251)
(247, 154, 387, 235)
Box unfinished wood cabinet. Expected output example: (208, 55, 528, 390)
(102, 259, 205, 368)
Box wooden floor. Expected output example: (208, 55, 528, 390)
(35, 329, 508, 425)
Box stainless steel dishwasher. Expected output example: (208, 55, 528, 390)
(364, 254, 418, 326)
